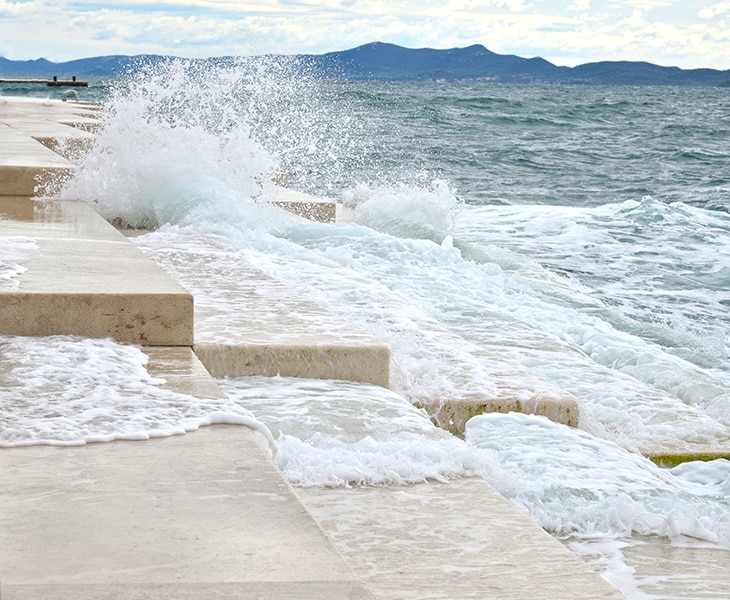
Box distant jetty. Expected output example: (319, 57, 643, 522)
(0, 76, 88, 87)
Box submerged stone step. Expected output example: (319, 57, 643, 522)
(415, 377, 579, 435)
(644, 444, 730, 467)
(135, 234, 391, 387)
(295, 479, 624, 599)
(0, 197, 194, 345)
(383, 317, 580, 433)
(264, 184, 338, 223)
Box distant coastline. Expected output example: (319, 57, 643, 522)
(2, 42, 729, 87)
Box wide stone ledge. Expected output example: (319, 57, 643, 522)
(0, 425, 372, 599)
(0, 96, 100, 129)
(0, 196, 127, 240)
(0, 197, 194, 345)
(295, 479, 624, 599)
(136, 235, 391, 387)
(0, 98, 99, 196)
(0, 124, 75, 196)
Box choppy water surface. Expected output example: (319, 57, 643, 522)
(5, 58, 730, 597)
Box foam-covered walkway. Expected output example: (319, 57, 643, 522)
(0, 96, 628, 599)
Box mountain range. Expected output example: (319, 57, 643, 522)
(2, 42, 729, 86)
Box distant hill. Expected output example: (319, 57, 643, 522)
(0, 55, 165, 77)
(306, 42, 730, 86)
(2, 42, 729, 86)
(305, 42, 568, 82)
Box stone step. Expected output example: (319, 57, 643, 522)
(135, 233, 391, 387)
(0, 197, 194, 345)
(264, 184, 337, 223)
(381, 315, 580, 432)
(643, 444, 730, 467)
(0, 123, 74, 196)
(295, 479, 624, 600)
(0, 346, 373, 600)
(0, 97, 100, 196)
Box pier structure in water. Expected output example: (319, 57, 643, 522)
(0, 76, 89, 87)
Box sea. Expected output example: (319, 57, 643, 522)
(1, 58, 729, 598)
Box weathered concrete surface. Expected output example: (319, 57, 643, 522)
(136, 234, 391, 387)
(295, 479, 625, 600)
(0, 425, 373, 600)
(266, 185, 337, 223)
(0, 97, 99, 196)
(0, 197, 194, 345)
(387, 318, 580, 433)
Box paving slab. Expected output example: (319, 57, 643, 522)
(265, 185, 337, 223)
(0, 97, 99, 196)
(0, 123, 74, 196)
(294, 479, 624, 600)
(0, 424, 372, 600)
(136, 234, 391, 387)
(0, 197, 193, 345)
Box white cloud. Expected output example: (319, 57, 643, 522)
(621, 0, 672, 8)
(699, 2, 730, 18)
(0, 0, 728, 69)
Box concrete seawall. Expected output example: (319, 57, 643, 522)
(0, 96, 631, 599)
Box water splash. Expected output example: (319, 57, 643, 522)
(342, 179, 461, 242)
(53, 57, 357, 228)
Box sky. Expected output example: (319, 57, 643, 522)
(1, 0, 729, 69)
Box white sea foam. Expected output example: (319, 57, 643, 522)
(217, 372, 730, 550)
(0, 236, 37, 288)
(465, 412, 730, 546)
(0, 334, 272, 449)
(456, 200, 730, 371)
(129, 207, 730, 460)
(58, 59, 279, 229)
(190, 217, 728, 455)
(219, 376, 486, 487)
